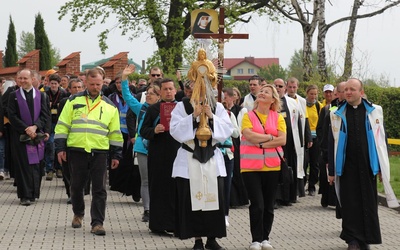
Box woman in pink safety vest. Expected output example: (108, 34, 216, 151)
(240, 84, 287, 250)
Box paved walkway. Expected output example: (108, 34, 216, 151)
(0, 176, 399, 250)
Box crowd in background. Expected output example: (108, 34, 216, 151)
(0, 60, 395, 250)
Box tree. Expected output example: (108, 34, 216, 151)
(258, 64, 287, 82)
(18, 31, 35, 59)
(317, 0, 400, 82)
(266, 0, 400, 82)
(34, 13, 52, 70)
(58, 0, 272, 74)
(4, 16, 18, 67)
(50, 46, 62, 68)
(287, 49, 318, 81)
(266, 0, 319, 81)
(18, 31, 62, 66)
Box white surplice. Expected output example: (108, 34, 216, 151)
(170, 102, 233, 211)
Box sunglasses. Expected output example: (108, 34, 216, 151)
(275, 85, 284, 88)
(151, 74, 161, 77)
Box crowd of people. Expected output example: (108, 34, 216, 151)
(0, 48, 397, 250)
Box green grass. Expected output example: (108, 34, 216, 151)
(378, 156, 400, 198)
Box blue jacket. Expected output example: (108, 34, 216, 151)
(121, 79, 149, 155)
(332, 99, 380, 176)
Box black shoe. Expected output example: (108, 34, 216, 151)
(358, 241, 370, 250)
(308, 190, 316, 196)
(20, 199, 31, 206)
(280, 201, 293, 206)
(142, 210, 149, 222)
(205, 238, 224, 250)
(193, 239, 204, 250)
(347, 240, 360, 250)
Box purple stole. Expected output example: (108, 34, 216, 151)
(15, 88, 45, 164)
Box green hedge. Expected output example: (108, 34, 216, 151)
(220, 80, 400, 142)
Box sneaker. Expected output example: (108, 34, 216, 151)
(192, 239, 205, 250)
(71, 215, 83, 228)
(46, 171, 54, 181)
(91, 224, 106, 236)
(142, 210, 149, 222)
(56, 169, 63, 178)
(0, 171, 4, 180)
(261, 240, 273, 250)
(249, 242, 261, 250)
(4, 172, 10, 180)
(205, 238, 224, 250)
(225, 216, 230, 227)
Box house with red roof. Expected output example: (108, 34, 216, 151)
(223, 56, 279, 80)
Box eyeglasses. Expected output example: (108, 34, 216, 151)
(151, 74, 161, 77)
(275, 85, 284, 88)
(145, 92, 157, 96)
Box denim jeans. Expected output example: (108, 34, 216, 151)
(45, 123, 61, 173)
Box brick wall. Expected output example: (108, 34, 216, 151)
(102, 52, 129, 79)
(57, 52, 81, 76)
(19, 50, 40, 71)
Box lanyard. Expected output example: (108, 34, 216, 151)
(85, 96, 102, 114)
(49, 90, 61, 107)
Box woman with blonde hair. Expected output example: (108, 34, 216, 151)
(232, 87, 242, 106)
(240, 84, 286, 250)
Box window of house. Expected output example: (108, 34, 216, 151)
(237, 68, 243, 74)
(248, 68, 255, 74)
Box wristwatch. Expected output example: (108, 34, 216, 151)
(259, 142, 263, 149)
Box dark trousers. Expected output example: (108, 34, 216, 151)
(223, 154, 234, 216)
(69, 151, 107, 227)
(243, 171, 280, 242)
(304, 137, 319, 191)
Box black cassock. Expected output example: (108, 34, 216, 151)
(228, 104, 249, 207)
(140, 101, 180, 233)
(339, 104, 381, 245)
(8, 89, 50, 200)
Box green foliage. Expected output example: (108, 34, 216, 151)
(18, 31, 35, 59)
(222, 80, 249, 97)
(58, 0, 273, 74)
(4, 16, 18, 67)
(378, 156, 400, 198)
(257, 63, 287, 82)
(287, 49, 337, 82)
(34, 13, 52, 70)
(18, 31, 61, 68)
(50, 45, 62, 68)
(364, 86, 400, 140)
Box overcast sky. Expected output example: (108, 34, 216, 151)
(1, 0, 400, 86)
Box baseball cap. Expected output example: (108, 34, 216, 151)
(323, 84, 334, 92)
(45, 69, 57, 76)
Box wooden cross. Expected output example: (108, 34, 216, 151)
(193, 7, 249, 102)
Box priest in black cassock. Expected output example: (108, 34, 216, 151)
(328, 78, 398, 250)
(8, 69, 50, 206)
(140, 78, 180, 235)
